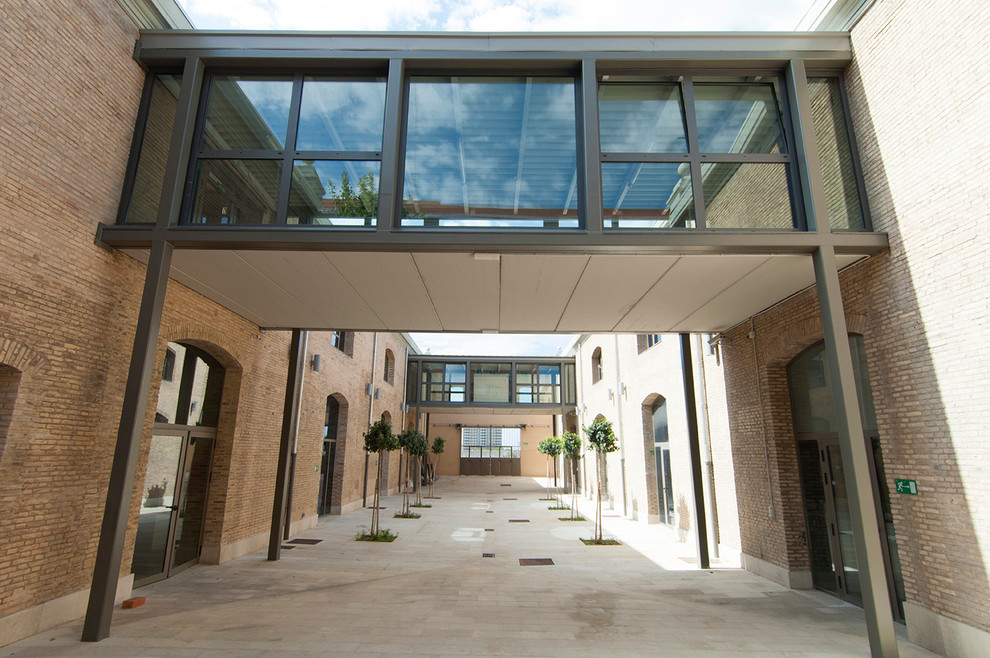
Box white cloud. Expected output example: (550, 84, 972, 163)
(410, 333, 575, 356)
(177, 0, 819, 32)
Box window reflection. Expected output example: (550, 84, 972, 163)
(598, 83, 687, 153)
(288, 160, 380, 226)
(403, 76, 578, 228)
(189, 159, 281, 225)
(201, 76, 293, 150)
(296, 77, 386, 152)
(602, 162, 695, 228)
(702, 162, 794, 229)
(808, 78, 865, 230)
(126, 74, 182, 224)
(693, 83, 785, 154)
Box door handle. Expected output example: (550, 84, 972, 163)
(167, 505, 179, 511)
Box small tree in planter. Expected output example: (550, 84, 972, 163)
(428, 437, 445, 499)
(561, 431, 584, 520)
(537, 436, 565, 507)
(406, 431, 429, 507)
(584, 417, 619, 544)
(360, 419, 398, 540)
(396, 429, 423, 517)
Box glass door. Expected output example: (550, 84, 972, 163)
(133, 431, 184, 584)
(133, 429, 214, 586)
(170, 431, 214, 575)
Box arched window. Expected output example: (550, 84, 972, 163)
(591, 347, 603, 384)
(383, 349, 395, 385)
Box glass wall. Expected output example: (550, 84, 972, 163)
(515, 364, 561, 404)
(471, 362, 511, 403)
(421, 362, 466, 402)
(119, 63, 867, 233)
(403, 76, 578, 228)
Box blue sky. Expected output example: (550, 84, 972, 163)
(175, 0, 821, 32)
(178, 0, 822, 355)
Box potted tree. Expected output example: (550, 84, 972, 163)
(561, 431, 584, 521)
(427, 437, 445, 499)
(358, 418, 398, 541)
(407, 430, 430, 509)
(583, 417, 620, 545)
(395, 429, 425, 518)
(537, 436, 565, 508)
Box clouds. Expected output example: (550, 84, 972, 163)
(178, 0, 818, 32)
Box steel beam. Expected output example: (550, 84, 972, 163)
(82, 240, 173, 642)
(268, 329, 306, 560)
(813, 246, 898, 657)
(679, 333, 710, 570)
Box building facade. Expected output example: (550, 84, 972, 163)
(2, 0, 989, 655)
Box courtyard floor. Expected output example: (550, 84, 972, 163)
(4, 476, 934, 657)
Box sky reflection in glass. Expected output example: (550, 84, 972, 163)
(598, 84, 687, 153)
(693, 83, 785, 154)
(296, 77, 386, 152)
(602, 162, 695, 228)
(403, 76, 577, 227)
(288, 160, 380, 226)
(202, 76, 293, 150)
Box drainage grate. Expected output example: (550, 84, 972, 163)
(280, 545, 297, 550)
(486, 510, 494, 514)
(519, 558, 554, 566)
(500, 484, 512, 487)
(485, 528, 494, 532)
(508, 519, 530, 523)
(288, 538, 322, 545)
(503, 497, 517, 500)
(482, 553, 495, 558)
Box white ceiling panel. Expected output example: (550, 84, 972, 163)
(168, 250, 324, 328)
(412, 253, 500, 331)
(499, 254, 590, 331)
(613, 255, 770, 332)
(326, 252, 442, 331)
(555, 255, 679, 332)
(237, 251, 385, 330)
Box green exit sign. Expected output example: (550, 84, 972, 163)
(894, 479, 918, 495)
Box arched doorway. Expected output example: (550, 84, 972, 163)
(643, 395, 673, 525)
(788, 336, 905, 619)
(132, 342, 224, 586)
(318, 394, 347, 515)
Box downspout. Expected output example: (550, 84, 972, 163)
(282, 330, 309, 540)
(363, 332, 379, 508)
(613, 335, 628, 517)
(693, 333, 719, 559)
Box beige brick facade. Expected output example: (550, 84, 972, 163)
(719, 0, 990, 649)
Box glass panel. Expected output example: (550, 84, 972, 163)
(403, 76, 578, 228)
(808, 78, 866, 230)
(694, 83, 785, 154)
(421, 362, 466, 402)
(788, 336, 877, 434)
(287, 160, 380, 226)
(201, 75, 293, 150)
(126, 74, 182, 223)
(872, 437, 906, 618)
(602, 162, 695, 229)
(827, 444, 861, 600)
(187, 159, 281, 225)
(471, 363, 511, 403)
(598, 83, 688, 153)
(702, 162, 794, 229)
(798, 440, 837, 592)
(318, 441, 337, 515)
(171, 435, 213, 569)
(156, 343, 224, 427)
(563, 363, 576, 404)
(132, 433, 182, 582)
(297, 77, 386, 151)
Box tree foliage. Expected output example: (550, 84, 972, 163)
(363, 419, 397, 535)
(584, 417, 618, 454)
(326, 171, 378, 220)
(537, 436, 564, 457)
(431, 437, 445, 455)
(562, 431, 581, 462)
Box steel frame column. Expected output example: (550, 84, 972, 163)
(679, 333, 710, 570)
(81, 240, 173, 641)
(788, 57, 897, 657)
(814, 246, 897, 656)
(269, 329, 306, 560)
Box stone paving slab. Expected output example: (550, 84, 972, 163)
(4, 477, 936, 657)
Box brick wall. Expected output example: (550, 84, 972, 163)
(721, 0, 990, 635)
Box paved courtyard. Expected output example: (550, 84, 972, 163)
(5, 477, 934, 657)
